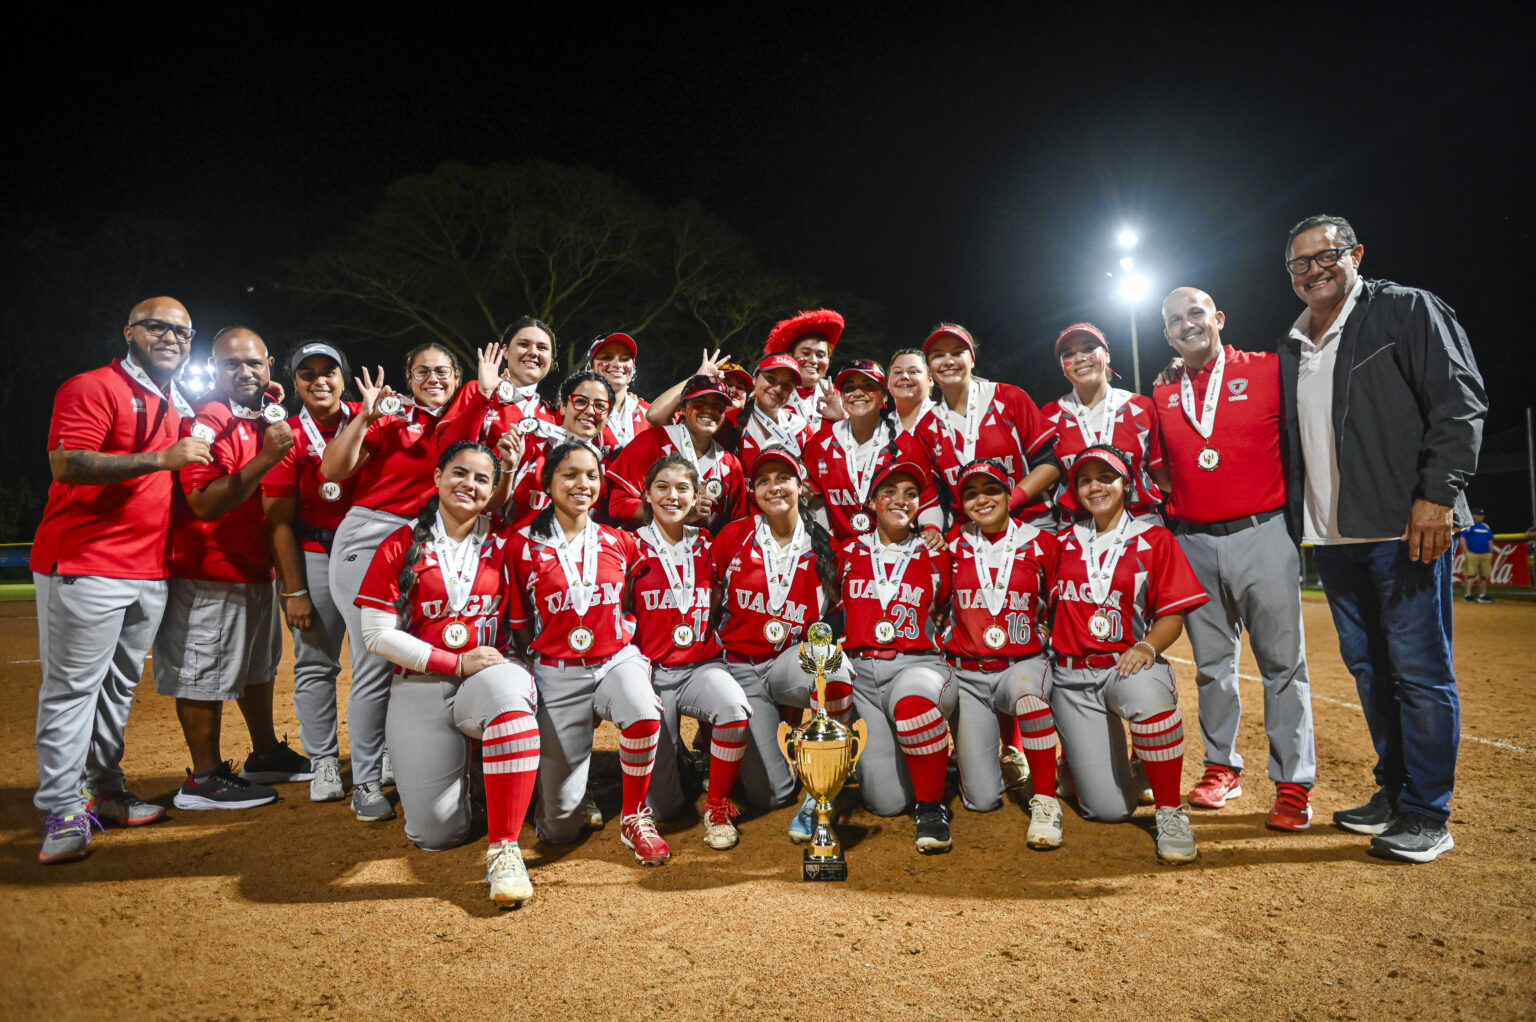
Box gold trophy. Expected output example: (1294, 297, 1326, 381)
(778, 622, 867, 882)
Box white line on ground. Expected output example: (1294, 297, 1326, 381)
(8, 658, 38, 664)
(1163, 654, 1530, 756)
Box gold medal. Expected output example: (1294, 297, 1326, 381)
(672, 623, 695, 648)
(983, 624, 1007, 650)
(442, 621, 470, 649)
(319, 480, 343, 502)
(850, 511, 872, 532)
(763, 620, 788, 644)
(873, 619, 896, 644)
(1088, 610, 1112, 640)
(568, 626, 595, 653)
(1197, 446, 1220, 471)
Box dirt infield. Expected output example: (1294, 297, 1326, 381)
(2, 595, 1533, 1021)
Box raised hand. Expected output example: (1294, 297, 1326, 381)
(477, 342, 507, 396)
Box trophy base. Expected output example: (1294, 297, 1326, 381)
(803, 852, 848, 882)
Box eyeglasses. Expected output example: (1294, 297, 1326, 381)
(1285, 246, 1354, 276)
(128, 319, 195, 343)
(410, 366, 457, 380)
(566, 394, 612, 415)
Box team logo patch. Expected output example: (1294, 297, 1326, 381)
(1227, 378, 1249, 396)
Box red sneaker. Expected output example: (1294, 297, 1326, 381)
(619, 807, 672, 866)
(1265, 783, 1313, 832)
(1187, 765, 1242, 809)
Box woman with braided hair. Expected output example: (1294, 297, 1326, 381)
(711, 446, 852, 840)
(354, 441, 541, 907)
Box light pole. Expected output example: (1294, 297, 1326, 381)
(1114, 228, 1150, 393)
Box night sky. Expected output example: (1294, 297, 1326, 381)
(9, 9, 1534, 525)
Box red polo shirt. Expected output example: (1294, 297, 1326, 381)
(1152, 346, 1285, 524)
(170, 398, 275, 584)
(261, 403, 361, 553)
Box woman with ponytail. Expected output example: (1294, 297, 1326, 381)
(508, 442, 671, 867)
(710, 446, 851, 840)
(353, 441, 541, 907)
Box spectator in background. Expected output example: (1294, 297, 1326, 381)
(1458, 508, 1494, 603)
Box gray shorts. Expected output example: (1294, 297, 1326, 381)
(153, 577, 281, 700)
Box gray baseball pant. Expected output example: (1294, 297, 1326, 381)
(33, 573, 167, 816)
(848, 653, 953, 817)
(946, 655, 1048, 812)
(1050, 660, 1179, 822)
(292, 548, 346, 760)
(386, 662, 537, 852)
(533, 649, 661, 844)
(724, 648, 855, 811)
(647, 660, 751, 820)
(329, 506, 408, 785)
(1177, 514, 1316, 786)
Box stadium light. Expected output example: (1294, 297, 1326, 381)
(1117, 228, 1138, 249)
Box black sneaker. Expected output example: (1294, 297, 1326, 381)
(1476, 595, 1494, 604)
(175, 763, 279, 810)
(914, 801, 952, 854)
(1462, 593, 1476, 602)
(1369, 813, 1454, 863)
(240, 737, 314, 783)
(1333, 788, 1398, 835)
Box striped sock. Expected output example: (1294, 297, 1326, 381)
(894, 695, 949, 802)
(619, 719, 661, 818)
(1130, 709, 1185, 808)
(705, 718, 748, 806)
(481, 711, 539, 844)
(1014, 694, 1058, 797)
(815, 681, 854, 723)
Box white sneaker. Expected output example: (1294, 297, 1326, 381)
(1129, 756, 1154, 806)
(380, 749, 395, 788)
(701, 801, 740, 850)
(1000, 745, 1030, 791)
(582, 796, 604, 830)
(1154, 804, 1198, 864)
(486, 841, 533, 907)
(309, 756, 344, 803)
(1026, 794, 1064, 850)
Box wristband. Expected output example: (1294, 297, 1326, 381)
(280, 589, 309, 599)
(1133, 640, 1156, 656)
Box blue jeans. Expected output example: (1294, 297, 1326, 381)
(1313, 542, 1459, 822)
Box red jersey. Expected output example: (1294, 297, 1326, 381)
(1049, 518, 1208, 656)
(509, 521, 641, 660)
(711, 516, 826, 660)
(352, 402, 451, 517)
(604, 424, 748, 534)
(1152, 346, 1286, 524)
(436, 385, 559, 449)
(504, 431, 611, 532)
(837, 535, 949, 656)
(355, 518, 527, 668)
(31, 359, 187, 579)
(722, 404, 814, 469)
(918, 381, 1055, 518)
(171, 398, 276, 584)
(606, 391, 652, 447)
(805, 420, 940, 542)
(943, 522, 1059, 660)
(261, 403, 361, 553)
(632, 525, 722, 667)
(1042, 389, 1164, 517)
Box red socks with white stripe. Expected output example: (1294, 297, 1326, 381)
(619, 719, 661, 818)
(705, 718, 748, 807)
(1014, 695, 1058, 797)
(482, 711, 539, 844)
(1130, 709, 1186, 808)
(813, 681, 854, 723)
(894, 696, 950, 802)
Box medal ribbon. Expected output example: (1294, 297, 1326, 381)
(752, 407, 802, 456)
(642, 524, 697, 616)
(834, 419, 889, 507)
(298, 406, 348, 456)
(756, 517, 808, 615)
(663, 423, 720, 483)
(1076, 513, 1135, 605)
(121, 356, 195, 417)
(866, 533, 918, 613)
(1177, 347, 1226, 441)
(549, 519, 601, 615)
(609, 392, 638, 445)
(431, 512, 485, 614)
(896, 397, 936, 437)
(1064, 388, 1123, 449)
(968, 520, 1021, 618)
(943, 380, 988, 464)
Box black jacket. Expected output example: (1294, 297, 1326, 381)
(1278, 278, 1486, 543)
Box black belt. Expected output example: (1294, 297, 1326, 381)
(1174, 508, 1282, 538)
(297, 526, 338, 552)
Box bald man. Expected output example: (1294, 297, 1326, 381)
(32, 299, 212, 863)
(1149, 288, 1316, 832)
(152, 326, 309, 812)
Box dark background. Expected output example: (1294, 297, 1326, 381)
(5, 8, 1532, 539)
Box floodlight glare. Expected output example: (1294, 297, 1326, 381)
(1117, 228, 1138, 249)
(1117, 272, 1150, 304)
(1119, 256, 1135, 271)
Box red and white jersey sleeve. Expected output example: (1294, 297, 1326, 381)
(724, 405, 814, 468)
(1043, 390, 1163, 517)
(837, 536, 948, 656)
(943, 523, 1059, 660)
(511, 523, 640, 659)
(31, 360, 185, 579)
(711, 516, 825, 659)
(604, 425, 748, 533)
(920, 381, 1054, 519)
(1049, 519, 1208, 656)
(804, 423, 940, 542)
(261, 402, 361, 553)
(355, 519, 524, 660)
(631, 526, 722, 667)
(354, 405, 449, 517)
(437, 383, 561, 450)
(170, 399, 274, 584)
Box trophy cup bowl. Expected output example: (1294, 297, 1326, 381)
(777, 622, 867, 881)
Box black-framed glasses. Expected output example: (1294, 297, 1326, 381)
(128, 319, 195, 343)
(566, 394, 612, 415)
(409, 366, 456, 380)
(1285, 246, 1354, 276)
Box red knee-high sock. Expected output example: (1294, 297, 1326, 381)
(1130, 709, 1185, 808)
(894, 695, 950, 802)
(999, 711, 1024, 750)
(481, 711, 539, 844)
(705, 718, 748, 806)
(815, 681, 854, 724)
(1014, 695, 1058, 797)
(618, 719, 661, 818)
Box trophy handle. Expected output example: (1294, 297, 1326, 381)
(776, 721, 796, 767)
(847, 718, 869, 771)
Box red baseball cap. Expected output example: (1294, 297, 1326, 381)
(923, 323, 976, 357)
(754, 353, 804, 384)
(869, 459, 927, 494)
(957, 459, 1015, 492)
(680, 375, 729, 403)
(764, 308, 846, 355)
(1071, 444, 1133, 483)
(719, 361, 754, 390)
(1053, 323, 1108, 358)
(587, 332, 637, 363)
(834, 359, 887, 391)
(748, 445, 806, 482)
